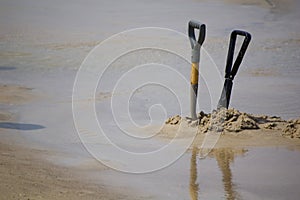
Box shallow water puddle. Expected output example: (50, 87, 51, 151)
(94, 147, 300, 200)
(227, 147, 300, 200)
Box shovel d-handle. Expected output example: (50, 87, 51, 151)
(189, 21, 206, 50)
(218, 30, 251, 109)
(225, 30, 251, 80)
(188, 20, 206, 120)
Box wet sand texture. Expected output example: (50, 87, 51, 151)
(0, 84, 35, 104)
(0, 142, 140, 200)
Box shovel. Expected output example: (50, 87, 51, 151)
(217, 30, 251, 109)
(188, 20, 206, 120)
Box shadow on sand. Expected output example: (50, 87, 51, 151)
(0, 122, 45, 130)
(0, 66, 17, 71)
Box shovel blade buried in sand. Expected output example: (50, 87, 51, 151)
(188, 20, 206, 120)
(217, 30, 251, 109)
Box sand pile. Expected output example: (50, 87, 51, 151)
(165, 108, 300, 139)
(282, 119, 300, 139)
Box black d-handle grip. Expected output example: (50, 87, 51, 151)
(188, 20, 206, 49)
(225, 30, 251, 79)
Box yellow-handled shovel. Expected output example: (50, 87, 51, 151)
(188, 20, 206, 120)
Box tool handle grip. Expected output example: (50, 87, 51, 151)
(189, 20, 204, 29)
(225, 30, 251, 79)
(232, 30, 251, 40)
(188, 20, 206, 48)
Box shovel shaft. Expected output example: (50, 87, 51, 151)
(188, 20, 206, 120)
(190, 62, 199, 119)
(190, 63, 199, 85)
(217, 78, 233, 109)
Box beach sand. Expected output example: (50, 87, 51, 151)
(0, 84, 142, 200)
(0, 142, 136, 200)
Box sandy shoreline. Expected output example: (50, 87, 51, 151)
(0, 84, 142, 200)
(0, 140, 142, 200)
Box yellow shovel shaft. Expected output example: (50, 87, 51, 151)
(190, 62, 199, 120)
(190, 62, 199, 85)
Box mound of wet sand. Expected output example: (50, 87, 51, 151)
(165, 108, 300, 139)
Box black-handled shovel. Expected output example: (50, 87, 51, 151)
(217, 30, 251, 109)
(188, 20, 206, 120)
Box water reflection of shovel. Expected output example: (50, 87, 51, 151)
(190, 147, 246, 200)
(218, 30, 251, 109)
(188, 20, 206, 120)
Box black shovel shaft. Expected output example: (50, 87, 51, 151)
(217, 78, 233, 109)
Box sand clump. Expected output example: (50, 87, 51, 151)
(165, 115, 182, 125)
(165, 108, 300, 139)
(282, 119, 300, 139)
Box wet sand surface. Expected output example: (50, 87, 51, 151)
(1, 0, 300, 199)
(0, 80, 144, 199)
(0, 142, 143, 200)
